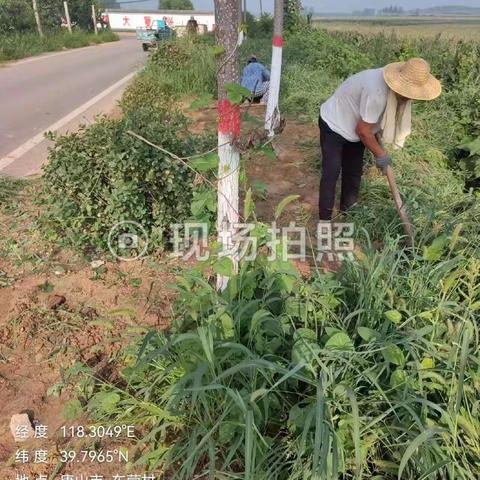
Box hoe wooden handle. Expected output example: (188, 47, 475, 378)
(385, 165, 415, 247)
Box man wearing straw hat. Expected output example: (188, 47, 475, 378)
(318, 58, 441, 221)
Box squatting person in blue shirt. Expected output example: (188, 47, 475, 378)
(241, 56, 270, 104)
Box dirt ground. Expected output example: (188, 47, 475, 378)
(0, 191, 182, 476)
(0, 250, 180, 477)
(188, 102, 321, 227)
(0, 103, 322, 478)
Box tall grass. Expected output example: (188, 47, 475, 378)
(0, 30, 118, 63)
(142, 39, 217, 98)
(80, 234, 479, 479)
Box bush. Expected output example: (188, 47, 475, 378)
(150, 40, 192, 71)
(146, 39, 217, 97)
(39, 36, 219, 255)
(245, 12, 274, 38)
(120, 68, 180, 115)
(0, 0, 34, 34)
(40, 105, 208, 253)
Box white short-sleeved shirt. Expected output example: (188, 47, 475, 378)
(320, 68, 389, 142)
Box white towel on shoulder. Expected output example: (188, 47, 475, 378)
(380, 89, 412, 150)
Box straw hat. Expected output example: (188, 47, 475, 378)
(384, 58, 441, 101)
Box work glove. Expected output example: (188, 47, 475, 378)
(375, 155, 392, 175)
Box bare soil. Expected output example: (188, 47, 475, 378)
(0, 250, 180, 476)
(0, 191, 180, 476)
(186, 102, 321, 225)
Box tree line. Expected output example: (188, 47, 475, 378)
(0, 0, 103, 34)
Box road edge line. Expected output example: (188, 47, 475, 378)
(0, 71, 137, 173)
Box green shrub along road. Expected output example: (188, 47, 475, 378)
(0, 30, 118, 62)
(41, 38, 218, 253)
(41, 105, 216, 253)
(44, 27, 480, 479)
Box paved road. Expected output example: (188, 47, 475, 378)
(0, 35, 146, 176)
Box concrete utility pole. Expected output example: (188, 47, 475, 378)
(265, 0, 284, 136)
(64, 1, 72, 33)
(92, 4, 98, 34)
(214, 0, 241, 290)
(259, 0, 263, 16)
(32, 0, 43, 37)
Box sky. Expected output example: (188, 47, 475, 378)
(122, 0, 480, 14)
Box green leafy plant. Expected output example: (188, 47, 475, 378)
(77, 234, 479, 479)
(40, 105, 214, 252)
(457, 137, 480, 185)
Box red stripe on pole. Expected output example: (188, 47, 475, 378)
(218, 99, 241, 138)
(272, 35, 283, 47)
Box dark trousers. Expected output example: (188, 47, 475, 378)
(318, 117, 365, 221)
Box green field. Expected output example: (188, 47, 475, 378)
(313, 16, 480, 39)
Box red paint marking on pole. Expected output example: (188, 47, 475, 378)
(218, 99, 241, 138)
(272, 35, 283, 47)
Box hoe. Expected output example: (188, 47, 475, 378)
(385, 164, 415, 247)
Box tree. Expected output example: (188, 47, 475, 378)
(265, 0, 284, 136)
(32, 0, 43, 35)
(214, 0, 241, 290)
(284, 0, 301, 30)
(0, 0, 104, 35)
(31, 0, 103, 31)
(159, 0, 194, 10)
(0, 0, 35, 34)
(72, 0, 104, 29)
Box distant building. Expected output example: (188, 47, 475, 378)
(352, 8, 376, 16)
(103, 9, 215, 31)
(380, 6, 405, 16)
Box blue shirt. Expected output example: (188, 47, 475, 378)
(241, 62, 270, 94)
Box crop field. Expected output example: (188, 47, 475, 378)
(314, 16, 480, 39)
(1, 14, 480, 480)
